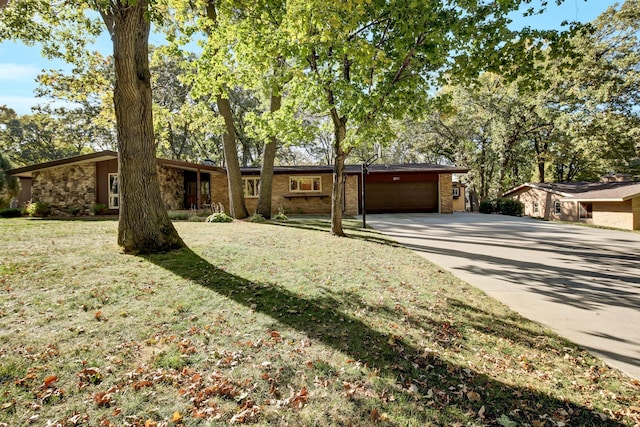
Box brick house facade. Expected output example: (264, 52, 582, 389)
(8, 151, 467, 217)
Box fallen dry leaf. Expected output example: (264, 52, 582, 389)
(171, 411, 182, 422)
(43, 375, 58, 387)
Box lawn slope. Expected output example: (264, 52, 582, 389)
(0, 218, 638, 426)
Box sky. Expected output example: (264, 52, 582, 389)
(0, 0, 624, 116)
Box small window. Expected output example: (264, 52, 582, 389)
(533, 202, 539, 214)
(452, 187, 460, 198)
(108, 173, 119, 209)
(290, 176, 321, 192)
(554, 201, 561, 215)
(243, 177, 260, 198)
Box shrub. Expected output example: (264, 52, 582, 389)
(26, 201, 50, 218)
(249, 213, 265, 223)
(92, 203, 109, 215)
(496, 198, 523, 216)
(168, 212, 189, 221)
(65, 206, 82, 216)
(479, 200, 495, 214)
(273, 206, 288, 221)
(0, 208, 22, 218)
(206, 212, 233, 223)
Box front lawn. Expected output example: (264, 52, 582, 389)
(1, 218, 638, 426)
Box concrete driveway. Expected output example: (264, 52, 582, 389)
(366, 212, 640, 379)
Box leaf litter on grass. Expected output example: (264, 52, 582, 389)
(0, 218, 639, 426)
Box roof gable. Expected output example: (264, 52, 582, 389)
(7, 151, 118, 178)
(503, 181, 640, 201)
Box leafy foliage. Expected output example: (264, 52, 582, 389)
(25, 201, 50, 217)
(206, 212, 233, 223)
(0, 208, 22, 218)
(496, 198, 524, 217)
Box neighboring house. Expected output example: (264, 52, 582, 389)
(452, 182, 467, 212)
(502, 175, 640, 231)
(8, 151, 468, 216)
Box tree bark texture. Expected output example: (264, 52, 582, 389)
(109, 2, 185, 254)
(330, 116, 347, 237)
(217, 95, 248, 218)
(204, 0, 247, 219)
(256, 93, 281, 219)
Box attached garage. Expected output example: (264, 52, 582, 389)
(356, 164, 469, 214)
(366, 175, 439, 213)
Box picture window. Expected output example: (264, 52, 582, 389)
(290, 176, 321, 192)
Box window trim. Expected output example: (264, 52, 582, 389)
(108, 173, 119, 209)
(452, 187, 460, 198)
(554, 201, 561, 215)
(533, 202, 539, 214)
(242, 177, 260, 198)
(289, 176, 322, 193)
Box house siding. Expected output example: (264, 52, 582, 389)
(17, 178, 31, 207)
(31, 163, 96, 215)
(506, 187, 577, 221)
(592, 200, 634, 230)
(452, 183, 466, 212)
(209, 172, 229, 211)
(240, 173, 358, 216)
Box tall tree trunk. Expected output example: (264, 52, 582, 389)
(330, 115, 347, 237)
(205, 0, 247, 219)
(217, 95, 248, 218)
(106, 1, 184, 254)
(256, 93, 281, 219)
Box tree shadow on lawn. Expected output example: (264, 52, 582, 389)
(143, 247, 625, 426)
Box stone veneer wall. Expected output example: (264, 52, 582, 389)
(31, 163, 96, 215)
(157, 165, 184, 210)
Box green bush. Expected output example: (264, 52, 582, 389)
(249, 213, 265, 223)
(496, 198, 523, 216)
(479, 200, 495, 214)
(65, 206, 82, 216)
(0, 208, 22, 218)
(168, 212, 189, 220)
(92, 203, 109, 215)
(274, 206, 288, 221)
(206, 212, 234, 223)
(26, 201, 50, 218)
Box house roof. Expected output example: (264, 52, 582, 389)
(9, 151, 469, 179)
(8, 151, 228, 178)
(7, 151, 119, 178)
(503, 181, 640, 202)
(241, 163, 469, 175)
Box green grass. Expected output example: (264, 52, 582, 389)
(1, 217, 639, 426)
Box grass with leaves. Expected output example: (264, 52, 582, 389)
(1, 217, 639, 426)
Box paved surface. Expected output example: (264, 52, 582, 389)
(366, 213, 640, 379)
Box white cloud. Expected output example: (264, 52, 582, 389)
(0, 63, 39, 82)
